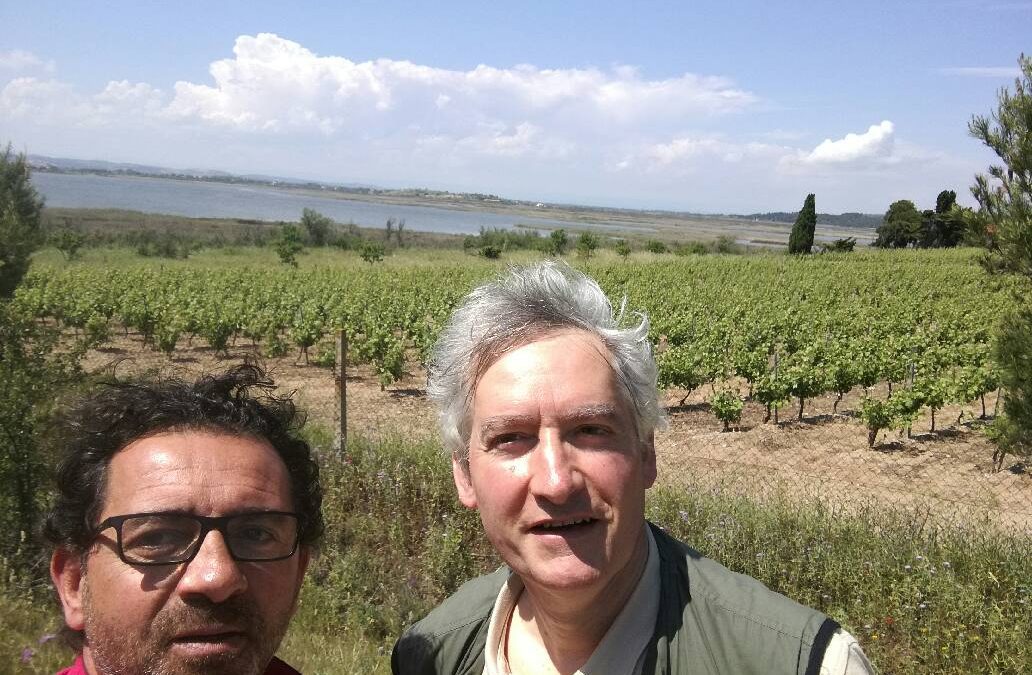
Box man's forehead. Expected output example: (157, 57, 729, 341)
(470, 332, 635, 422)
(474, 325, 611, 371)
(475, 328, 615, 377)
(102, 431, 292, 516)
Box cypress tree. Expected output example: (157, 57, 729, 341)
(788, 193, 816, 254)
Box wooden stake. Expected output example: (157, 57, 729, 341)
(335, 330, 347, 454)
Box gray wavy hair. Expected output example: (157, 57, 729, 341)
(427, 260, 665, 460)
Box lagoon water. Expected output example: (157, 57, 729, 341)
(32, 172, 583, 236)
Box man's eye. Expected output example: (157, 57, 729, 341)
(235, 526, 276, 543)
(488, 433, 531, 449)
(578, 425, 610, 436)
(125, 528, 193, 551)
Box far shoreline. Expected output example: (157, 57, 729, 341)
(33, 169, 878, 247)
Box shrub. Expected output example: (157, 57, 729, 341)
(461, 227, 542, 255)
(645, 239, 668, 254)
(51, 228, 85, 261)
(575, 232, 599, 259)
(359, 241, 386, 265)
(264, 331, 289, 358)
(822, 237, 857, 253)
(713, 235, 742, 254)
(301, 208, 333, 247)
(710, 388, 744, 431)
(311, 342, 337, 368)
(675, 241, 709, 256)
(860, 397, 892, 447)
(0, 304, 81, 591)
(0, 145, 44, 298)
(134, 230, 192, 259)
(549, 228, 568, 256)
(275, 224, 305, 267)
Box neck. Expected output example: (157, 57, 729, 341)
(508, 524, 650, 675)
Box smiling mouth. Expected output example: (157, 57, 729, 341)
(531, 517, 598, 533)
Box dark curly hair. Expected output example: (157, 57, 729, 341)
(44, 362, 324, 553)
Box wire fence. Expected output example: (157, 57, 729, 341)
(76, 338, 1032, 535)
(653, 389, 1031, 534)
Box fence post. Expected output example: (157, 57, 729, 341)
(335, 330, 347, 455)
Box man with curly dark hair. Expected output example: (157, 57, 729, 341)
(45, 363, 323, 675)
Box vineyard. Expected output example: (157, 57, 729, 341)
(14, 248, 1015, 452)
(6, 246, 1032, 673)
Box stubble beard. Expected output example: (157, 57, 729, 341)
(80, 582, 290, 675)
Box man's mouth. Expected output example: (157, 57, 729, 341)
(530, 517, 598, 533)
(170, 628, 248, 655)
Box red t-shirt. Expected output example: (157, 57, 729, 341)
(56, 654, 301, 674)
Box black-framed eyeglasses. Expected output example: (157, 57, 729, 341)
(93, 511, 303, 566)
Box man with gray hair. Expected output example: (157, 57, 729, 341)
(393, 261, 873, 675)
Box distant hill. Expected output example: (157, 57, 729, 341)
(28, 155, 230, 178)
(733, 211, 882, 229)
(27, 155, 377, 189)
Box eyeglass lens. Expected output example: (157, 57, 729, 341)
(118, 513, 299, 563)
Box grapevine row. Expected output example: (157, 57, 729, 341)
(15, 249, 1013, 438)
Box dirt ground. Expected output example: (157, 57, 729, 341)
(81, 333, 1032, 533)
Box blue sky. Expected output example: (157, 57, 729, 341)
(1, 1, 1028, 213)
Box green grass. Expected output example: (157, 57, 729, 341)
(0, 592, 70, 674)
(648, 488, 1030, 673)
(4, 434, 1029, 674)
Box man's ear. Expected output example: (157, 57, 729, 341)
(289, 546, 312, 616)
(51, 548, 86, 631)
(296, 546, 312, 584)
(641, 432, 657, 489)
(451, 452, 478, 509)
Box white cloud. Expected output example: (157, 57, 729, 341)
(646, 137, 727, 165)
(458, 122, 574, 158)
(615, 121, 927, 184)
(93, 80, 165, 115)
(1, 78, 78, 119)
(797, 120, 897, 165)
(2, 32, 760, 181)
(618, 134, 792, 173)
(0, 49, 55, 73)
(156, 33, 755, 135)
(940, 66, 1022, 78)
(1, 77, 165, 127)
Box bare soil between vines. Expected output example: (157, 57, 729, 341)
(81, 333, 1031, 532)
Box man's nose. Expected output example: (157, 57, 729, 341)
(177, 530, 248, 603)
(528, 429, 582, 503)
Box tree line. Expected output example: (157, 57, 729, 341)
(872, 190, 974, 249)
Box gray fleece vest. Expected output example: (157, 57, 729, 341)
(392, 522, 838, 675)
